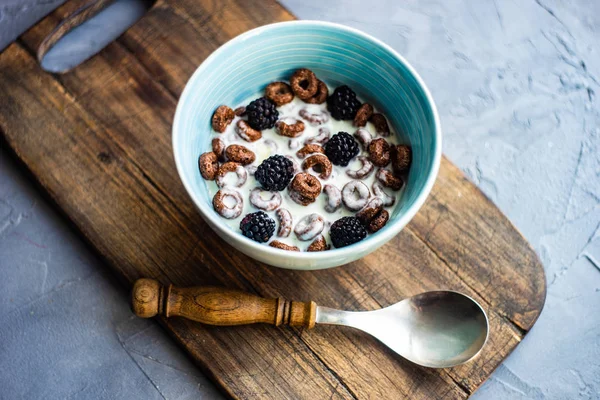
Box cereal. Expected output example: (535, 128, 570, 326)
(346, 156, 374, 179)
(216, 162, 247, 188)
(370, 113, 390, 136)
(354, 128, 373, 150)
(372, 182, 395, 206)
(276, 119, 305, 138)
(391, 144, 412, 173)
(294, 213, 325, 241)
(302, 154, 332, 179)
(269, 240, 300, 251)
(356, 197, 383, 225)
(304, 80, 328, 104)
(276, 208, 293, 238)
(290, 68, 319, 100)
(235, 119, 262, 142)
(290, 172, 321, 200)
(234, 106, 246, 116)
(213, 189, 243, 219)
(376, 168, 404, 191)
(367, 209, 389, 233)
(212, 105, 235, 133)
(342, 181, 370, 211)
(368, 138, 391, 167)
(296, 144, 324, 158)
(225, 144, 255, 165)
(250, 188, 282, 211)
(212, 138, 225, 161)
(304, 127, 330, 145)
(299, 108, 330, 126)
(323, 184, 342, 213)
(198, 152, 218, 180)
(289, 190, 315, 206)
(354, 103, 373, 127)
(265, 82, 294, 106)
(307, 235, 330, 251)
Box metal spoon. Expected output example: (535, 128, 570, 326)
(132, 279, 488, 368)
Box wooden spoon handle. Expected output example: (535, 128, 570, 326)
(131, 279, 317, 329)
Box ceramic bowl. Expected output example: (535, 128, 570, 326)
(173, 21, 441, 270)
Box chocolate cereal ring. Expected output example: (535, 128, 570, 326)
(212, 105, 235, 133)
(299, 108, 330, 126)
(296, 144, 324, 158)
(212, 138, 225, 161)
(276, 208, 293, 238)
(235, 119, 262, 142)
(291, 172, 321, 199)
(289, 190, 315, 206)
(367, 209, 389, 233)
(372, 182, 396, 206)
(269, 241, 300, 251)
(225, 144, 255, 165)
(304, 80, 328, 104)
(354, 103, 374, 127)
(294, 213, 325, 241)
(265, 82, 294, 106)
(376, 168, 404, 191)
(302, 154, 332, 179)
(276, 118, 305, 137)
(307, 235, 330, 252)
(368, 138, 391, 167)
(356, 197, 384, 226)
(370, 113, 390, 136)
(290, 68, 319, 100)
(346, 156, 374, 179)
(213, 189, 243, 219)
(304, 127, 331, 145)
(250, 187, 282, 211)
(391, 144, 412, 173)
(354, 128, 373, 150)
(234, 106, 246, 116)
(198, 152, 218, 180)
(323, 184, 342, 213)
(216, 162, 247, 188)
(342, 181, 370, 211)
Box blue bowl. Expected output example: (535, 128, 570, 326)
(173, 21, 441, 270)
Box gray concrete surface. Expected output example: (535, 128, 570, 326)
(1, 0, 600, 398)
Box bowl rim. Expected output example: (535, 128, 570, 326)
(172, 20, 442, 265)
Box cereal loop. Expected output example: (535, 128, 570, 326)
(212, 105, 234, 133)
(304, 127, 331, 145)
(265, 82, 294, 106)
(225, 144, 255, 165)
(302, 154, 332, 179)
(323, 184, 342, 213)
(299, 108, 330, 126)
(212, 138, 225, 161)
(370, 113, 390, 136)
(216, 162, 247, 188)
(307, 235, 330, 252)
(213, 189, 243, 219)
(346, 156, 374, 179)
(198, 152, 218, 180)
(342, 181, 370, 211)
(289, 190, 315, 206)
(234, 106, 246, 116)
(276, 119, 305, 138)
(354, 128, 373, 150)
(296, 144, 324, 158)
(290, 172, 322, 200)
(276, 208, 293, 238)
(235, 119, 262, 142)
(250, 188, 282, 211)
(294, 213, 325, 241)
(269, 241, 300, 251)
(376, 168, 404, 191)
(356, 197, 384, 226)
(368, 138, 391, 167)
(367, 209, 389, 233)
(354, 103, 374, 127)
(304, 80, 329, 104)
(290, 68, 319, 100)
(372, 182, 396, 206)
(392, 144, 412, 173)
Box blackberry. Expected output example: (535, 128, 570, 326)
(255, 155, 294, 191)
(240, 211, 276, 243)
(330, 216, 367, 248)
(246, 97, 279, 130)
(324, 132, 360, 166)
(326, 85, 361, 120)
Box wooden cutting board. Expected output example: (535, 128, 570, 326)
(0, 1, 546, 398)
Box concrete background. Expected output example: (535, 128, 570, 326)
(1, 0, 599, 398)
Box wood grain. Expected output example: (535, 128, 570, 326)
(0, 0, 546, 398)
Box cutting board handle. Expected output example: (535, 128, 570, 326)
(131, 278, 317, 329)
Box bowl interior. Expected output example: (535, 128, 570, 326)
(173, 21, 440, 264)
